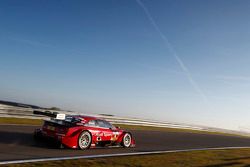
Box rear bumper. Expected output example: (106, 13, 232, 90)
(34, 128, 77, 149)
(34, 128, 63, 143)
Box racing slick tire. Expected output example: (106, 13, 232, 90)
(78, 131, 92, 150)
(121, 133, 132, 148)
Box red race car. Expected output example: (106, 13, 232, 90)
(33, 111, 135, 149)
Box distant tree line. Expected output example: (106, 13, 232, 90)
(48, 107, 61, 111)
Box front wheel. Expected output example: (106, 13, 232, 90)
(121, 133, 132, 148)
(78, 131, 92, 150)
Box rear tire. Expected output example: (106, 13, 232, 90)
(78, 131, 92, 150)
(121, 133, 132, 148)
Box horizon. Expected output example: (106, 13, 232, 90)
(1, 0, 250, 131)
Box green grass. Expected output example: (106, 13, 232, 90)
(115, 123, 218, 134)
(0, 117, 43, 125)
(115, 124, 250, 138)
(3, 148, 250, 167)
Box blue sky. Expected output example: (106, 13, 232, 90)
(1, 0, 250, 130)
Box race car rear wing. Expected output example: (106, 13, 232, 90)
(33, 110, 67, 121)
(33, 110, 59, 118)
(33, 110, 81, 126)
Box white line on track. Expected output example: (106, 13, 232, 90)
(1, 147, 250, 165)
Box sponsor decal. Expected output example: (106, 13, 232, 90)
(111, 132, 119, 141)
(113, 132, 120, 135)
(96, 132, 104, 137)
(56, 114, 66, 120)
(104, 133, 112, 137)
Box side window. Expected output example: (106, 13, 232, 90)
(85, 120, 97, 127)
(96, 120, 113, 129)
(104, 121, 113, 129)
(96, 120, 106, 128)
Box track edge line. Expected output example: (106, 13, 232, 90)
(1, 146, 250, 165)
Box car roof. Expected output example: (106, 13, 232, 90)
(71, 115, 105, 122)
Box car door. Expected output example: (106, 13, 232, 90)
(84, 119, 101, 142)
(96, 120, 113, 141)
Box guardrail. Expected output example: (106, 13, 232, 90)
(0, 104, 249, 136)
(0, 104, 204, 130)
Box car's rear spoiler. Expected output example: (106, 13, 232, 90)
(33, 110, 58, 118)
(33, 110, 67, 120)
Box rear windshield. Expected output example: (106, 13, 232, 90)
(47, 115, 84, 126)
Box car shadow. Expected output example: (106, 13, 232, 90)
(0, 130, 62, 149)
(0, 130, 133, 151)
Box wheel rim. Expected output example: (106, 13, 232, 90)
(79, 132, 91, 149)
(123, 133, 131, 147)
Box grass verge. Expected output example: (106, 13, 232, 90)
(0, 117, 43, 125)
(3, 148, 250, 167)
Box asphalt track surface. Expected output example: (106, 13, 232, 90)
(1, 125, 250, 162)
